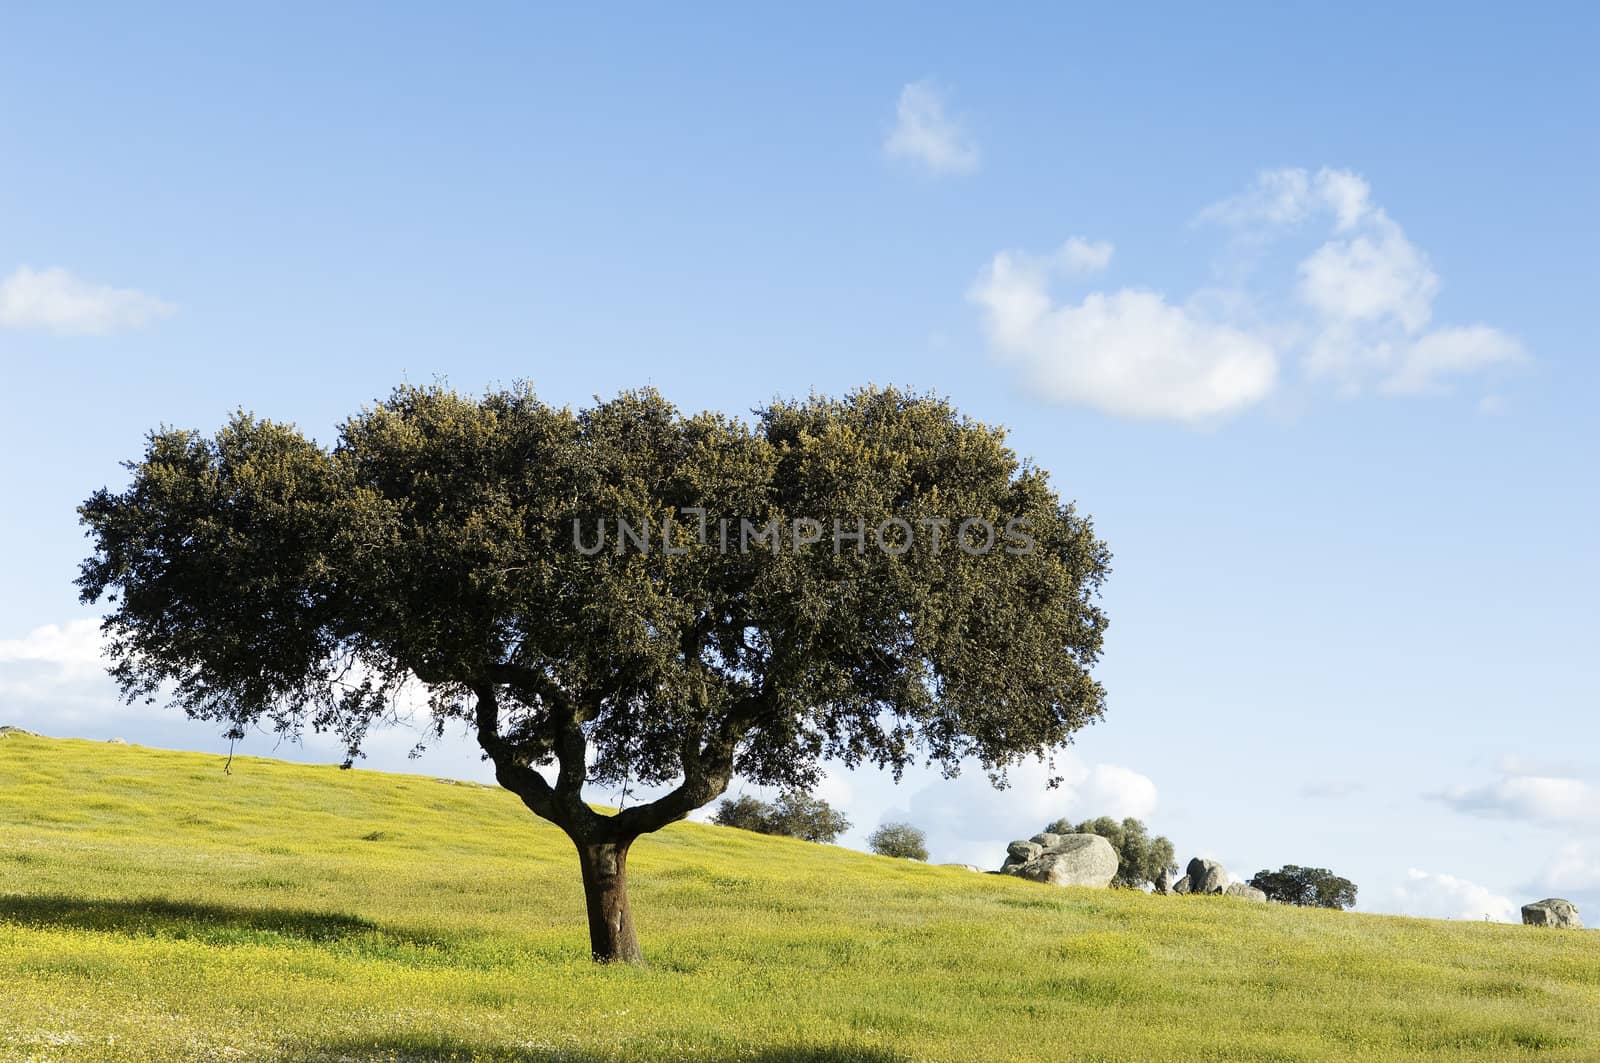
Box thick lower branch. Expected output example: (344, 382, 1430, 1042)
(472, 683, 599, 837)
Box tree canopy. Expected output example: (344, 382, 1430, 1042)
(78, 383, 1111, 961)
(1248, 865, 1358, 910)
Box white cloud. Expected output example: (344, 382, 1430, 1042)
(884, 81, 979, 175)
(0, 619, 116, 710)
(978, 167, 1525, 421)
(0, 618, 171, 738)
(1317, 169, 1376, 231)
(0, 617, 503, 781)
(0, 266, 175, 335)
(896, 754, 1158, 866)
(1057, 237, 1114, 274)
(1391, 869, 1518, 922)
(1237, 169, 1523, 394)
(1384, 326, 1526, 395)
(1297, 215, 1438, 332)
(1540, 843, 1600, 893)
(1437, 773, 1600, 825)
(1301, 780, 1364, 799)
(1198, 166, 1374, 231)
(970, 250, 1277, 421)
(0, 618, 106, 673)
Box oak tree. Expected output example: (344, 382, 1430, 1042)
(1248, 865, 1358, 910)
(78, 384, 1111, 962)
(710, 792, 851, 843)
(867, 822, 929, 861)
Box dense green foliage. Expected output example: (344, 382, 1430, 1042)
(710, 792, 851, 844)
(866, 822, 929, 861)
(1048, 816, 1177, 889)
(1250, 865, 1360, 910)
(710, 795, 777, 833)
(77, 383, 1112, 960)
(3, 734, 1597, 1062)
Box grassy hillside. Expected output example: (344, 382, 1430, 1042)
(1, 732, 1597, 1062)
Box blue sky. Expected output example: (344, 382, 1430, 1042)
(2, 3, 1597, 920)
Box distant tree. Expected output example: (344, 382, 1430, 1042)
(710, 795, 773, 834)
(766, 791, 851, 843)
(1249, 865, 1358, 910)
(868, 822, 929, 861)
(78, 384, 1111, 962)
(1048, 815, 1176, 889)
(713, 792, 851, 844)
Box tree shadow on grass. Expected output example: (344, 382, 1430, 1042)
(0, 892, 441, 949)
(303, 1040, 905, 1063)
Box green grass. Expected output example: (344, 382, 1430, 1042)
(1, 732, 1597, 1062)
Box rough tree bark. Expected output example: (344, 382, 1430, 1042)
(575, 838, 640, 963)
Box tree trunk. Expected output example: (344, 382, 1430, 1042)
(576, 838, 641, 963)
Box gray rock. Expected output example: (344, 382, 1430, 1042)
(1226, 883, 1268, 903)
(1007, 834, 1119, 888)
(1154, 867, 1177, 895)
(1006, 840, 1043, 864)
(1522, 898, 1583, 929)
(940, 863, 982, 872)
(1029, 832, 1063, 849)
(0, 726, 38, 738)
(1186, 857, 1228, 895)
(1171, 874, 1192, 894)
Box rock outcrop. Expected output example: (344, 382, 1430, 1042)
(1007, 840, 1043, 865)
(1522, 898, 1583, 929)
(1169, 856, 1233, 897)
(1000, 833, 1118, 888)
(1186, 857, 1228, 895)
(1225, 882, 1268, 902)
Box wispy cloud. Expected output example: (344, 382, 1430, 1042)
(1056, 237, 1114, 274)
(972, 168, 1525, 422)
(0, 266, 175, 336)
(1435, 772, 1600, 825)
(1535, 843, 1600, 899)
(884, 81, 979, 175)
(1301, 780, 1365, 800)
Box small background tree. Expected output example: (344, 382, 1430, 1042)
(1048, 815, 1176, 889)
(711, 792, 850, 844)
(766, 792, 851, 843)
(867, 822, 929, 861)
(710, 795, 773, 834)
(1248, 865, 1358, 909)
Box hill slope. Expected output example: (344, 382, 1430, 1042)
(1, 732, 1596, 1062)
